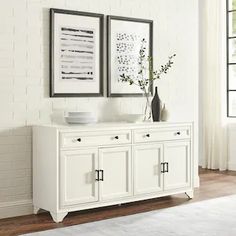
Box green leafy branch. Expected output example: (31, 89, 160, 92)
(119, 39, 176, 93)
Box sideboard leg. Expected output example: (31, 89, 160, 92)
(33, 206, 40, 214)
(50, 212, 68, 223)
(185, 190, 194, 199)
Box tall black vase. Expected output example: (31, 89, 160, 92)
(151, 87, 161, 122)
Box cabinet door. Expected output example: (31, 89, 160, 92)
(99, 146, 132, 201)
(164, 141, 191, 191)
(60, 149, 99, 207)
(133, 144, 164, 195)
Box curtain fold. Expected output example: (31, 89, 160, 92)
(201, 0, 228, 170)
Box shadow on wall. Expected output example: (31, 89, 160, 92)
(49, 97, 145, 124)
(51, 110, 65, 124)
(99, 99, 121, 122)
(50, 99, 121, 124)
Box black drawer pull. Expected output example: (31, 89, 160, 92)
(114, 136, 119, 140)
(146, 134, 150, 138)
(95, 170, 99, 181)
(100, 170, 104, 181)
(175, 132, 181, 135)
(161, 163, 165, 173)
(165, 162, 169, 173)
(77, 138, 82, 142)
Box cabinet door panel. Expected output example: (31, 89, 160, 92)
(60, 149, 99, 207)
(164, 141, 191, 190)
(134, 144, 163, 195)
(99, 146, 132, 201)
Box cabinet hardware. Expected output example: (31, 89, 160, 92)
(161, 163, 165, 173)
(100, 170, 104, 181)
(146, 134, 150, 137)
(95, 170, 99, 181)
(77, 138, 82, 142)
(114, 136, 119, 140)
(175, 132, 181, 135)
(164, 162, 169, 173)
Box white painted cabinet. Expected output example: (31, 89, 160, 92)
(60, 149, 99, 207)
(99, 146, 132, 201)
(163, 141, 191, 191)
(60, 146, 132, 207)
(133, 141, 191, 196)
(134, 144, 163, 195)
(33, 122, 194, 222)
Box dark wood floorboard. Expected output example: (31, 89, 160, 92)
(1, 168, 236, 236)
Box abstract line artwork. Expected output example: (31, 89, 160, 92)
(60, 27, 96, 81)
(50, 8, 104, 97)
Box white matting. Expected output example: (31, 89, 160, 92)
(23, 195, 236, 236)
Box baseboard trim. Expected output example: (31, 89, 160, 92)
(228, 162, 236, 171)
(0, 178, 201, 220)
(0, 199, 33, 219)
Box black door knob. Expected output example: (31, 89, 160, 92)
(77, 138, 81, 142)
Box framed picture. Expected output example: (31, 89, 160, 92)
(50, 9, 104, 97)
(107, 15, 153, 97)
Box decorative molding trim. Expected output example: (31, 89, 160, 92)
(0, 199, 32, 208)
(0, 199, 33, 219)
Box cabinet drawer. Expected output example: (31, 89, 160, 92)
(60, 130, 131, 148)
(133, 127, 190, 143)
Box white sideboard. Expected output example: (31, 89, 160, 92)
(33, 122, 194, 222)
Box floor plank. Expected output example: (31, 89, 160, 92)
(0, 168, 236, 236)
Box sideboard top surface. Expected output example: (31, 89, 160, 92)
(34, 121, 193, 132)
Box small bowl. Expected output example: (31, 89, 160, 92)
(67, 112, 93, 117)
(122, 114, 143, 123)
(65, 116, 97, 124)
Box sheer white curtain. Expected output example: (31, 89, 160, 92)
(201, 0, 228, 170)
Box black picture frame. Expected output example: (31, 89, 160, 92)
(107, 15, 153, 97)
(50, 8, 104, 97)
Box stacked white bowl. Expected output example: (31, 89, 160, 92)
(65, 112, 97, 124)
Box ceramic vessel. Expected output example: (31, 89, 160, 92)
(161, 104, 169, 121)
(151, 87, 161, 122)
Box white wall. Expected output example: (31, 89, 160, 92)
(0, 0, 199, 218)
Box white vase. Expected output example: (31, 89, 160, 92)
(143, 92, 152, 122)
(161, 104, 169, 121)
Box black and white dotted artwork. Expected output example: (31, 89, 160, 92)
(108, 16, 152, 96)
(116, 32, 146, 80)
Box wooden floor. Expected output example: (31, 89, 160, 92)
(1, 168, 236, 236)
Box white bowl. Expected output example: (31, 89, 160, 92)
(65, 116, 97, 124)
(122, 114, 143, 123)
(67, 112, 93, 118)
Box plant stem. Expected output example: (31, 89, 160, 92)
(143, 87, 151, 121)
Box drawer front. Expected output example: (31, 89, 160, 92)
(60, 130, 131, 148)
(133, 127, 190, 143)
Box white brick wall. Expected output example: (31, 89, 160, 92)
(0, 0, 199, 218)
